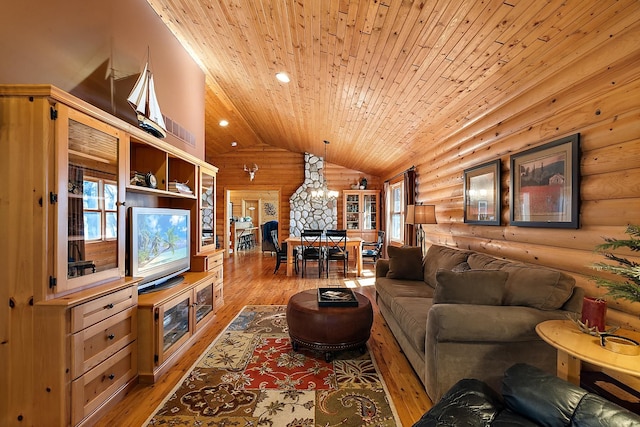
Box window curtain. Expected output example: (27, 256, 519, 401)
(404, 169, 416, 246)
(381, 181, 389, 258)
(68, 164, 85, 262)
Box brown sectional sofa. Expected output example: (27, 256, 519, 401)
(375, 244, 584, 402)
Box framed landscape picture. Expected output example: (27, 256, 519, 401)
(510, 134, 580, 228)
(463, 159, 501, 225)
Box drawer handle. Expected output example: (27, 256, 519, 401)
(104, 303, 114, 309)
(108, 373, 115, 380)
(107, 333, 115, 340)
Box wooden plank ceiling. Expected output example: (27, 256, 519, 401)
(146, 0, 636, 176)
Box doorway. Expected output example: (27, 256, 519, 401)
(224, 188, 281, 255)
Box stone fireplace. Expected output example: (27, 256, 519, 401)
(289, 152, 338, 235)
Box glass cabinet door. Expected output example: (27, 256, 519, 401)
(56, 107, 124, 293)
(363, 194, 378, 231)
(193, 281, 214, 331)
(345, 194, 360, 230)
(158, 294, 192, 363)
(199, 166, 217, 252)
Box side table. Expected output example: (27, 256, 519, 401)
(536, 319, 640, 385)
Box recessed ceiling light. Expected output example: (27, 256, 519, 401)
(219, 119, 229, 127)
(275, 72, 290, 83)
(231, 141, 238, 147)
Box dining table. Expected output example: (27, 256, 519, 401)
(284, 235, 364, 277)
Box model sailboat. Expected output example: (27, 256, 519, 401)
(127, 58, 167, 138)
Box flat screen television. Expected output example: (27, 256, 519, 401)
(128, 207, 191, 293)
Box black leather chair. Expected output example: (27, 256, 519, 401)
(261, 220, 278, 253)
(271, 230, 297, 274)
(301, 229, 324, 278)
(413, 363, 640, 427)
(325, 229, 348, 277)
(362, 230, 384, 263)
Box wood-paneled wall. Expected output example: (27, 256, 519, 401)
(402, 28, 640, 331)
(213, 143, 381, 246)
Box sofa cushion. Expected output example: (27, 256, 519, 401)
(434, 269, 508, 305)
(427, 304, 563, 342)
(386, 246, 424, 280)
(501, 265, 575, 310)
(423, 245, 471, 287)
(375, 277, 434, 308)
(466, 252, 510, 270)
(390, 296, 432, 355)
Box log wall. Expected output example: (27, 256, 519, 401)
(405, 23, 640, 332)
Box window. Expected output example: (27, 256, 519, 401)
(389, 181, 405, 243)
(83, 178, 117, 241)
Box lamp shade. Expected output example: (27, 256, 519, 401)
(405, 205, 415, 225)
(414, 205, 437, 224)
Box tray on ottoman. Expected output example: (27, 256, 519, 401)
(317, 288, 358, 307)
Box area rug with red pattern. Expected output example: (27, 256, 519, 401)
(146, 305, 400, 426)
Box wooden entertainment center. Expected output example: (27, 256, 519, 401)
(0, 85, 222, 426)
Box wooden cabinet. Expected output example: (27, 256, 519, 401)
(343, 190, 380, 242)
(0, 85, 220, 426)
(33, 279, 140, 427)
(137, 271, 218, 383)
(0, 86, 138, 427)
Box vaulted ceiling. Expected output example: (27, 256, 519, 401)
(147, 0, 634, 176)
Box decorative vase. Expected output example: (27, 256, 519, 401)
(581, 297, 607, 332)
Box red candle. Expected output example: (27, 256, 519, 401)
(581, 297, 607, 332)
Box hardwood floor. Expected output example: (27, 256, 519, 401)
(95, 249, 432, 426)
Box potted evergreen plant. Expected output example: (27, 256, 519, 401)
(592, 225, 640, 304)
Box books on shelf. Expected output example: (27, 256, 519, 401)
(168, 181, 193, 194)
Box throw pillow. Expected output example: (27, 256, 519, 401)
(386, 246, 424, 280)
(452, 261, 471, 272)
(423, 245, 471, 287)
(434, 269, 509, 305)
(501, 265, 575, 310)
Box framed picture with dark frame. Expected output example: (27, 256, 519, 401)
(510, 133, 580, 228)
(463, 159, 501, 225)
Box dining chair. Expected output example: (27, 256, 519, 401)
(271, 230, 297, 274)
(362, 230, 385, 263)
(301, 229, 324, 278)
(325, 229, 348, 277)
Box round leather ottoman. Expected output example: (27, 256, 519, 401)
(286, 289, 373, 361)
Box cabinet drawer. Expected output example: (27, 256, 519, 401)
(71, 343, 137, 426)
(71, 306, 137, 379)
(71, 287, 137, 332)
(214, 284, 224, 305)
(208, 253, 223, 271)
(211, 265, 223, 283)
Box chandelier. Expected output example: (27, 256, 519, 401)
(311, 140, 339, 199)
